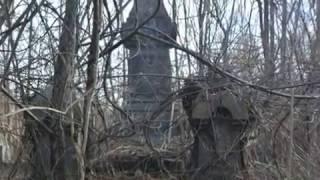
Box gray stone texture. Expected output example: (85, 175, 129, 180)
(121, 0, 177, 142)
(182, 79, 253, 180)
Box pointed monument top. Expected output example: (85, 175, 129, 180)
(130, 0, 169, 19)
(122, 0, 177, 48)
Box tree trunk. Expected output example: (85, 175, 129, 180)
(51, 0, 79, 179)
(259, 0, 275, 85)
(280, 0, 287, 80)
(270, 0, 275, 75)
(198, 0, 205, 76)
(81, 0, 101, 179)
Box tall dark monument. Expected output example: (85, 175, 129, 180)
(122, 0, 177, 142)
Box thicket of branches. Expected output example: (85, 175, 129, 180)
(1, 0, 320, 179)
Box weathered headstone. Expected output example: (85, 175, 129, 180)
(27, 85, 102, 179)
(27, 85, 81, 179)
(121, 0, 177, 143)
(182, 78, 255, 180)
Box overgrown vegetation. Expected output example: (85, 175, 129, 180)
(0, 0, 320, 179)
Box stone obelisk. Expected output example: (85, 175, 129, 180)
(121, 0, 177, 143)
